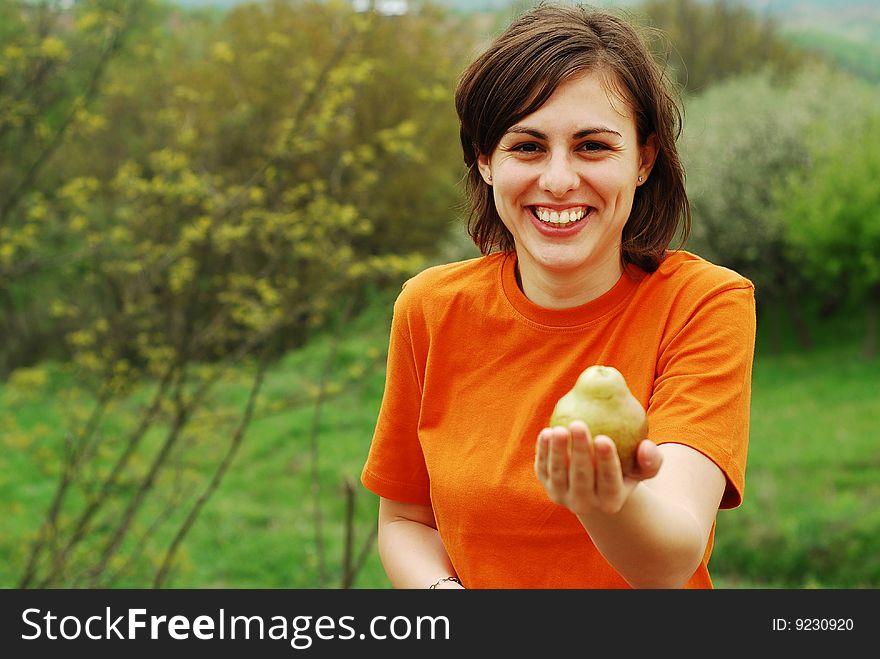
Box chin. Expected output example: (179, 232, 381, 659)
(532, 245, 594, 270)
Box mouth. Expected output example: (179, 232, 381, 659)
(530, 205, 591, 226)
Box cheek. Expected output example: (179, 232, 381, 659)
(591, 167, 636, 203)
(492, 166, 533, 203)
(490, 182, 514, 212)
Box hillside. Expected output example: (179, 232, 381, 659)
(168, 0, 880, 83)
(448, 0, 880, 81)
(171, 0, 880, 41)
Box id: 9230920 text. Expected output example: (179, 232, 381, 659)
(771, 618, 854, 631)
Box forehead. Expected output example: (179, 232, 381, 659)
(511, 69, 636, 134)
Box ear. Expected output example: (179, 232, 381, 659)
(637, 133, 658, 184)
(477, 152, 493, 185)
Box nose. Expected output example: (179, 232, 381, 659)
(538, 152, 580, 197)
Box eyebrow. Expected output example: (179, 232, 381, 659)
(504, 125, 623, 139)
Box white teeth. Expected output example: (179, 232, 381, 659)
(535, 207, 587, 225)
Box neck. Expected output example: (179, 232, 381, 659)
(515, 253, 623, 309)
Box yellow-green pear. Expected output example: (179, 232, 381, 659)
(549, 365, 648, 474)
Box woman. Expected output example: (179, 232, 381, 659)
(360, 3, 755, 589)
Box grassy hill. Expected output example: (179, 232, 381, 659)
(2, 289, 879, 589)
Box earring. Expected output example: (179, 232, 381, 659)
(487, 175, 493, 183)
(638, 176, 644, 183)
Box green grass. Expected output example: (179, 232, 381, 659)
(0, 290, 398, 590)
(2, 294, 878, 589)
(711, 309, 880, 588)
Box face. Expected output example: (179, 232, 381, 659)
(478, 69, 656, 302)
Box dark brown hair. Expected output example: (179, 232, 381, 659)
(454, 2, 690, 272)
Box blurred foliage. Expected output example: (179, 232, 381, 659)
(680, 64, 880, 351)
(0, 0, 476, 376)
(0, 0, 139, 371)
(634, 0, 808, 94)
(0, 0, 477, 588)
(774, 108, 880, 359)
(786, 28, 880, 83)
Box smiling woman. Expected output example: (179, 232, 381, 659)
(360, 3, 757, 590)
(475, 70, 655, 308)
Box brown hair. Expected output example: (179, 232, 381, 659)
(454, 2, 690, 272)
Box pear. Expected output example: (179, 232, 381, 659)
(549, 365, 648, 474)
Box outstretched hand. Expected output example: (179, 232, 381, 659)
(534, 420, 661, 517)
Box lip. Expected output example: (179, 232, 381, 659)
(527, 205, 592, 237)
(531, 203, 590, 212)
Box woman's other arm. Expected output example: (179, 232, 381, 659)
(377, 497, 464, 589)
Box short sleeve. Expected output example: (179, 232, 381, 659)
(360, 289, 432, 505)
(647, 282, 756, 509)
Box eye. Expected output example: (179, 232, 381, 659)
(579, 141, 609, 152)
(512, 142, 542, 153)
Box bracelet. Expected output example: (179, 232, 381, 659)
(428, 576, 462, 589)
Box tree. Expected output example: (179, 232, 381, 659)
(680, 69, 813, 350)
(11, 0, 476, 587)
(0, 0, 139, 374)
(634, 0, 806, 94)
(775, 108, 880, 359)
(1, 0, 477, 374)
(680, 64, 880, 353)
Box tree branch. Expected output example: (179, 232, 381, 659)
(0, 1, 139, 228)
(308, 296, 355, 588)
(19, 391, 111, 588)
(153, 345, 271, 588)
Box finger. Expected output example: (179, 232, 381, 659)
(534, 428, 551, 482)
(568, 421, 595, 502)
(630, 439, 662, 480)
(593, 435, 624, 509)
(568, 420, 593, 458)
(547, 426, 570, 493)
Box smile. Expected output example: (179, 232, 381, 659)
(531, 206, 590, 225)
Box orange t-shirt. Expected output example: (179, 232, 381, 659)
(361, 250, 756, 588)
